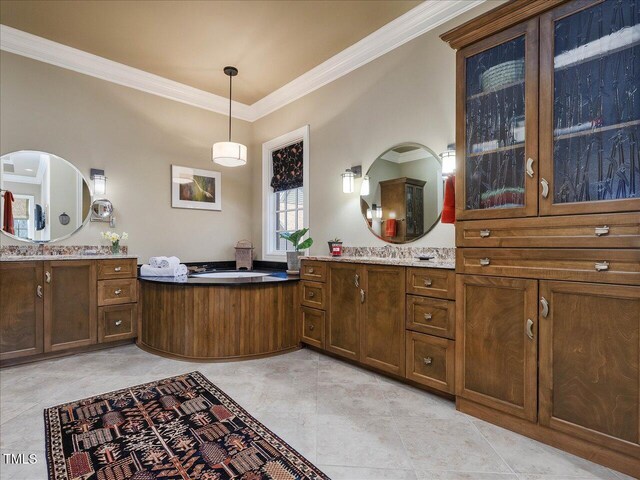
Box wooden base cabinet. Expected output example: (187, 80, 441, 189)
(456, 274, 538, 422)
(539, 281, 640, 458)
(327, 262, 362, 361)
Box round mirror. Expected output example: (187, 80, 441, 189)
(0, 150, 92, 243)
(360, 143, 443, 243)
(91, 199, 113, 219)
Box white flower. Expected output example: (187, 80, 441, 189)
(100, 231, 128, 244)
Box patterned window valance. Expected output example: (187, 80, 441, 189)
(13, 198, 29, 219)
(270, 141, 303, 192)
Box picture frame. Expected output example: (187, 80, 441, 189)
(171, 165, 221, 211)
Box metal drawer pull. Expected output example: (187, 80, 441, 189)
(308, 267, 314, 274)
(309, 324, 315, 331)
(595, 261, 609, 272)
(308, 291, 315, 298)
(114, 266, 122, 272)
(480, 258, 490, 266)
(37, 285, 43, 298)
(423, 313, 432, 321)
(479, 229, 491, 238)
(354, 273, 359, 287)
(594, 226, 609, 236)
(115, 320, 123, 326)
(540, 297, 549, 318)
(45, 271, 51, 283)
(526, 157, 535, 178)
(360, 289, 366, 303)
(423, 357, 433, 366)
(541, 178, 549, 198)
(423, 278, 432, 287)
(526, 319, 534, 340)
(114, 289, 123, 295)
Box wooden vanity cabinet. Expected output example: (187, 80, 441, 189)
(0, 261, 44, 361)
(44, 260, 97, 352)
(327, 262, 363, 361)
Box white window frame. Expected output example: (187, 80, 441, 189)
(262, 125, 310, 261)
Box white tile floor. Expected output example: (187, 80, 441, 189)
(0, 345, 633, 480)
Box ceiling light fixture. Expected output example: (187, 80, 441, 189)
(212, 66, 247, 167)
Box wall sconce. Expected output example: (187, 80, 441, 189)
(90, 168, 107, 196)
(440, 144, 456, 176)
(371, 203, 383, 219)
(341, 165, 362, 193)
(360, 175, 370, 196)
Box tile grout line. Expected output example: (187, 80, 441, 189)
(469, 420, 519, 477)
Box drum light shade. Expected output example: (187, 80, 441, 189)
(360, 175, 370, 196)
(440, 144, 456, 175)
(342, 170, 355, 193)
(212, 141, 247, 167)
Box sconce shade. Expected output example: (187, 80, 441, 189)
(360, 175, 370, 196)
(440, 145, 456, 175)
(375, 205, 383, 219)
(212, 141, 247, 167)
(90, 168, 107, 196)
(342, 170, 355, 193)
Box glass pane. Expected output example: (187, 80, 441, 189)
(465, 35, 527, 210)
(297, 210, 304, 230)
(287, 211, 297, 230)
(553, 0, 640, 203)
(276, 191, 286, 211)
(277, 212, 286, 231)
(286, 189, 297, 210)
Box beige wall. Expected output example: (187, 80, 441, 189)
(250, 2, 500, 258)
(0, 51, 253, 262)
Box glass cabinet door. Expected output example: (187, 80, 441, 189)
(540, 0, 640, 215)
(457, 20, 539, 220)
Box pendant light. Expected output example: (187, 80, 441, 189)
(212, 66, 247, 167)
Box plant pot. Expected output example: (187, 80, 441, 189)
(328, 242, 343, 256)
(286, 251, 303, 273)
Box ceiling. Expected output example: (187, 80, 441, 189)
(0, 0, 422, 105)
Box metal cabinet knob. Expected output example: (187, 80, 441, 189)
(479, 229, 491, 238)
(423, 357, 433, 366)
(423, 313, 432, 321)
(541, 178, 550, 198)
(308, 291, 315, 298)
(480, 258, 491, 266)
(45, 271, 51, 283)
(423, 278, 432, 287)
(595, 261, 609, 272)
(114, 289, 123, 295)
(526, 157, 535, 178)
(309, 324, 315, 331)
(526, 319, 534, 340)
(115, 320, 123, 326)
(540, 297, 549, 318)
(360, 289, 366, 303)
(594, 226, 610, 236)
(354, 274, 360, 287)
(114, 266, 122, 272)
(309, 267, 314, 274)
(37, 285, 43, 298)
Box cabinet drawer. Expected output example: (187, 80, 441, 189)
(301, 281, 326, 309)
(97, 258, 137, 280)
(406, 268, 455, 299)
(301, 307, 324, 348)
(457, 248, 640, 286)
(405, 331, 455, 394)
(456, 213, 640, 249)
(98, 278, 138, 306)
(300, 261, 327, 283)
(406, 295, 455, 339)
(98, 304, 137, 342)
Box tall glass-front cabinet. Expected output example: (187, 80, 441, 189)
(457, 0, 640, 220)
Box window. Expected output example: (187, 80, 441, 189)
(262, 125, 310, 260)
(14, 219, 29, 239)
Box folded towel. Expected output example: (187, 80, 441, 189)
(149, 256, 181, 269)
(140, 264, 188, 277)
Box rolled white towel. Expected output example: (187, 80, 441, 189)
(149, 256, 181, 268)
(140, 264, 188, 277)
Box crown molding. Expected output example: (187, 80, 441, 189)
(0, 0, 483, 123)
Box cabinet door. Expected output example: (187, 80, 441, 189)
(456, 274, 538, 421)
(457, 19, 539, 220)
(539, 281, 640, 456)
(44, 260, 97, 352)
(360, 265, 405, 376)
(0, 261, 43, 361)
(539, 0, 640, 216)
(327, 263, 362, 360)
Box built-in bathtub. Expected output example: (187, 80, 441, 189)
(137, 270, 300, 361)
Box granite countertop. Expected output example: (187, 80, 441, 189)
(302, 255, 455, 270)
(0, 254, 139, 262)
(139, 269, 299, 286)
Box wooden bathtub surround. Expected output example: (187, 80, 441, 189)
(443, 0, 640, 476)
(138, 281, 300, 361)
(1, 257, 138, 366)
(300, 259, 456, 395)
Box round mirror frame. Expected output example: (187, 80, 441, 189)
(0, 150, 94, 244)
(360, 142, 443, 244)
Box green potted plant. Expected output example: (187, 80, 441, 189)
(328, 237, 343, 256)
(279, 228, 313, 273)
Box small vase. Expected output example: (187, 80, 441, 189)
(286, 251, 303, 273)
(110, 241, 120, 255)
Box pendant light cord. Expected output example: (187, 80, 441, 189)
(228, 73, 232, 142)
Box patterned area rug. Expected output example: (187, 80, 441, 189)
(44, 371, 329, 480)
